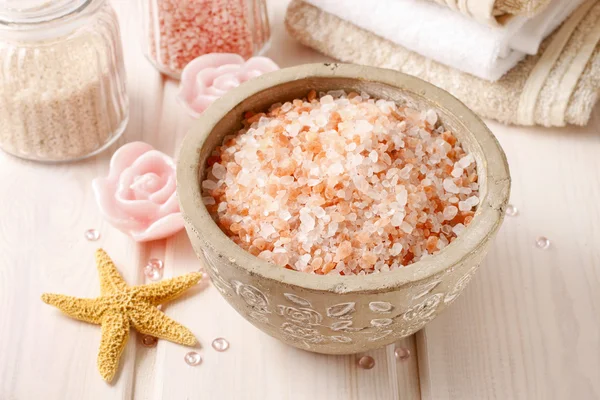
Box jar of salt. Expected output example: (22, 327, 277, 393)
(140, 0, 271, 78)
(0, 0, 129, 162)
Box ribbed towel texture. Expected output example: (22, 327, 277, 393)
(428, 0, 552, 25)
(285, 0, 600, 127)
(304, 0, 582, 81)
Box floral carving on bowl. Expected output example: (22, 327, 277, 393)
(283, 293, 312, 307)
(231, 280, 269, 313)
(403, 293, 443, 322)
(277, 305, 322, 326)
(445, 266, 478, 304)
(330, 335, 353, 343)
(200, 249, 232, 295)
(281, 322, 325, 343)
(369, 301, 393, 313)
(370, 318, 393, 327)
(326, 302, 355, 319)
(330, 320, 360, 332)
(249, 311, 270, 324)
(412, 280, 442, 300)
(396, 315, 436, 337)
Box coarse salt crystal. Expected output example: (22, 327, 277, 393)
(451, 167, 463, 178)
(400, 222, 414, 234)
(369, 150, 378, 162)
(280, 176, 295, 185)
(258, 250, 272, 261)
(279, 210, 292, 221)
(399, 165, 413, 179)
(355, 120, 373, 134)
(395, 185, 408, 206)
(390, 243, 404, 256)
(391, 211, 405, 227)
(202, 197, 216, 205)
(425, 109, 438, 126)
(285, 123, 301, 137)
(328, 163, 344, 176)
(443, 178, 460, 194)
(458, 154, 474, 168)
(443, 206, 458, 220)
(259, 223, 276, 239)
(467, 196, 480, 207)
(212, 163, 227, 180)
(458, 201, 470, 212)
(202, 180, 217, 190)
(320, 95, 334, 104)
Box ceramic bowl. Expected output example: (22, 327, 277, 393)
(177, 63, 510, 354)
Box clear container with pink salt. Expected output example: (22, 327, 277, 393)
(140, 0, 271, 79)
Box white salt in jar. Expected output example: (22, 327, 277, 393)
(0, 0, 129, 162)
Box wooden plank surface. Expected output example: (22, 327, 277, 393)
(0, 0, 598, 399)
(418, 117, 600, 399)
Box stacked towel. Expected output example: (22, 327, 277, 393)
(428, 0, 553, 25)
(285, 0, 600, 127)
(304, 0, 583, 81)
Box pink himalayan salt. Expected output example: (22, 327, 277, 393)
(202, 90, 479, 275)
(146, 0, 270, 76)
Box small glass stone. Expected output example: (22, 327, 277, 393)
(394, 347, 411, 361)
(505, 204, 518, 217)
(147, 258, 164, 270)
(212, 337, 230, 352)
(84, 229, 100, 241)
(535, 236, 551, 250)
(357, 355, 375, 369)
(141, 335, 157, 348)
(144, 264, 163, 281)
(184, 351, 202, 366)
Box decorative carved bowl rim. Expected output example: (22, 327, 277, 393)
(177, 63, 510, 294)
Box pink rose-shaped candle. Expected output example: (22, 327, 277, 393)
(92, 142, 184, 242)
(178, 53, 279, 117)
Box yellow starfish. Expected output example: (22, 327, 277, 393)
(41, 249, 202, 382)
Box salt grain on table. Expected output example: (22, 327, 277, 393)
(202, 90, 479, 275)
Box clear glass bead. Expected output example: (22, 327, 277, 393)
(535, 236, 551, 250)
(144, 264, 163, 281)
(184, 351, 202, 366)
(141, 335, 158, 348)
(211, 337, 230, 352)
(147, 258, 164, 270)
(84, 229, 100, 241)
(394, 347, 411, 361)
(505, 204, 518, 217)
(357, 355, 375, 369)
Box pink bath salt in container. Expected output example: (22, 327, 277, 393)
(140, 0, 271, 79)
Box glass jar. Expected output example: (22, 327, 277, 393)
(0, 0, 129, 162)
(140, 0, 271, 79)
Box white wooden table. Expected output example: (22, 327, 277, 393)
(1, 1, 599, 399)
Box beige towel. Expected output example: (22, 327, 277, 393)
(285, 0, 600, 127)
(496, 0, 551, 16)
(428, 0, 552, 25)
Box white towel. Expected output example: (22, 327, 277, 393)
(304, 0, 584, 81)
